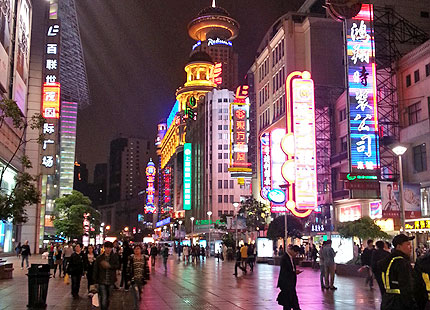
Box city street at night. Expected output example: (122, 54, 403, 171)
(0, 255, 380, 310)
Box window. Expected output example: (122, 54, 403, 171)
(218, 153, 222, 159)
(224, 180, 228, 188)
(218, 164, 222, 173)
(218, 211, 223, 217)
(218, 133, 223, 139)
(408, 102, 421, 125)
(218, 195, 222, 203)
(230, 195, 234, 203)
(414, 70, 420, 83)
(340, 136, 348, 152)
(218, 144, 222, 150)
(421, 11, 430, 18)
(224, 144, 228, 150)
(218, 180, 222, 188)
(224, 195, 228, 203)
(223, 125, 228, 130)
(339, 108, 347, 121)
(406, 74, 411, 87)
(218, 98, 222, 103)
(224, 163, 228, 172)
(224, 153, 228, 159)
(230, 180, 234, 189)
(426, 63, 430, 77)
(413, 144, 427, 172)
(218, 115, 223, 120)
(218, 125, 222, 130)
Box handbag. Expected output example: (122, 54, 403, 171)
(64, 273, 70, 285)
(92, 293, 99, 307)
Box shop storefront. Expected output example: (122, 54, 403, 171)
(0, 161, 18, 253)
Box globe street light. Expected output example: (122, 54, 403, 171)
(207, 211, 212, 256)
(392, 144, 408, 232)
(190, 217, 195, 245)
(233, 202, 239, 247)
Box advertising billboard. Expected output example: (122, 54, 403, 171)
(381, 181, 421, 219)
(0, 0, 14, 92)
(183, 143, 192, 210)
(144, 159, 156, 214)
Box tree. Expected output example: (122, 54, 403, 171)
(267, 215, 304, 240)
(0, 99, 44, 223)
(238, 197, 271, 231)
(53, 190, 101, 240)
(338, 216, 390, 244)
(222, 232, 235, 248)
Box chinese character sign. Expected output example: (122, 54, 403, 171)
(183, 143, 192, 210)
(347, 4, 380, 173)
(163, 167, 171, 212)
(42, 83, 60, 118)
(211, 62, 222, 85)
(144, 159, 156, 214)
(260, 132, 271, 199)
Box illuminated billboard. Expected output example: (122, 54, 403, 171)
(166, 100, 179, 129)
(260, 132, 271, 199)
(270, 128, 287, 212)
(183, 143, 192, 210)
(42, 82, 61, 119)
(347, 4, 379, 172)
(144, 159, 156, 214)
(211, 62, 222, 85)
(281, 71, 317, 218)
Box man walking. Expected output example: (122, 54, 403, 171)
(162, 243, 169, 270)
(321, 239, 337, 290)
(361, 239, 375, 288)
(371, 240, 390, 295)
(93, 241, 120, 310)
(67, 243, 85, 298)
(150, 243, 158, 267)
(379, 234, 418, 310)
(277, 245, 302, 310)
(20, 240, 31, 269)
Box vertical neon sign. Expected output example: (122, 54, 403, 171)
(183, 143, 192, 210)
(347, 4, 379, 172)
(281, 71, 317, 218)
(260, 132, 271, 199)
(144, 159, 156, 214)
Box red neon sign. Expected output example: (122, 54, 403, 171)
(213, 62, 223, 85)
(42, 82, 60, 119)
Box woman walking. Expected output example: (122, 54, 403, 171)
(53, 245, 63, 278)
(85, 245, 97, 297)
(127, 245, 149, 310)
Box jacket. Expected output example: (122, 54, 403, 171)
(67, 252, 85, 276)
(371, 248, 390, 274)
(277, 253, 299, 308)
(126, 254, 150, 284)
(378, 249, 418, 310)
(414, 253, 430, 310)
(93, 252, 120, 285)
(361, 247, 374, 266)
(21, 244, 31, 256)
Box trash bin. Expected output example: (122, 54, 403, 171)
(27, 264, 50, 309)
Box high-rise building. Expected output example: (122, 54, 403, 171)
(73, 161, 88, 193)
(188, 1, 239, 90)
(92, 163, 108, 206)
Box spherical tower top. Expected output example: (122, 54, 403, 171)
(188, 1, 239, 41)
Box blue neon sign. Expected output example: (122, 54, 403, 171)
(167, 100, 179, 129)
(156, 217, 171, 228)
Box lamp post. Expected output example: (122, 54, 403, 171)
(190, 217, 195, 245)
(207, 211, 212, 255)
(169, 223, 173, 241)
(392, 145, 408, 232)
(233, 202, 239, 247)
(179, 220, 183, 243)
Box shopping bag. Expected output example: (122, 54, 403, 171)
(64, 273, 70, 285)
(92, 293, 99, 307)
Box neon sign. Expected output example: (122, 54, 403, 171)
(271, 129, 287, 212)
(347, 4, 379, 172)
(212, 62, 222, 85)
(164, 167, 171, 205)
(183, 143, 192, 210)
(346, 173, 377, 181)
(230, 86, 251, 171)
(192, 41, 202, 50)
(42, 82, 61, 119)
(207, 38, 232, 47)
(281, 71, 317, 218)
(144, 159, 156, 214)
(167, 100, 179, 129)
(260, 132, 271, 199)
(184, 96, 197, 120)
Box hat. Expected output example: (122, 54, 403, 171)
(392, 234, 415, 247)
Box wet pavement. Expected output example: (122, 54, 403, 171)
(0, 254, 381, 309)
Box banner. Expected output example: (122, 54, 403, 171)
(0, 0, 14, 91)
(381, 181, 421, 219)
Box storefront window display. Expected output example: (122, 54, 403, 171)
(0, 161, 18, 253)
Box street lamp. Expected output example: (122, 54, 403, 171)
(190, 217, 195, 245)
(207, 211, 212, 255)
(169, 223, 173, 241)
(179, 220, 183, 243)
(392, 144, 408, 232)
(233, 202, 239, 247)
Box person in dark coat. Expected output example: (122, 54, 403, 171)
(361, 239, 375, 288)
(120, 241, 133, 290)
(277, 245, 302, 310)
(67, 243, 85, 298)
(378, 234, 418, 310)
(371, 240, 390, 295)
(414, 252, 430, 310)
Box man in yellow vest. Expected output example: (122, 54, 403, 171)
(414, 251, 430, 310)
(379, 234, 418, 310)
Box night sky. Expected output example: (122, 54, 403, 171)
(75, 0, 304, 180)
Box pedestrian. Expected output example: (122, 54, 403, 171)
(233, 246, 245, 276)
(379, 234, 418, 310)
(53, 244, 63, 278)
(150, 243, 158, 267)
(62, 241, 74, 277)
(67, 243, 85, 298)
(183, 245, 189, 262)
(127, 245, 150, 310)
(247, 243, 255, 272)
(319, 242, 326, 289)
(20, 240, 31, 269)
(93, 241, 120, 310)
(361, 239, 375, 289)
(85, 245, 97, 297)
(414, 251, 430, 310)
(162, 243, 169, 270)
(120, 241, 133, 291)
(222, 243, 227, 262)
(277, 245, 303, 310)
(353, 243, 360, 264)
(142, 244, 149, 256)
(240, 243, 248, 272)
(206, 245, 210, 258)
(201, 245, 206, 260)
(15, 242, 21, 258)
(371, 240, 390, 295)
(278, 245, 283, 256)
(310, 244, 318, 269)
(321, 239, 337, 290)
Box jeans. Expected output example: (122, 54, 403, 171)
(98, 284, 113, 310)
(63, 257, 70, 276)
(151, 255, 156, 266)
(53, 261, 62, 277)
(364, 266, 374, 288)
(163, 257, 168, 269)
(21, 255, 29, 268)
(324, 264, 336, 288)
(71, 274, 81, 297)
(120, 264, 129, 289)
(131, 282, 143, 309)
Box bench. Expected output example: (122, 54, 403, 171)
(0, 261, 14, 279)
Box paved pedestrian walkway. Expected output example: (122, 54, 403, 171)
(0, 254, 381, 309)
